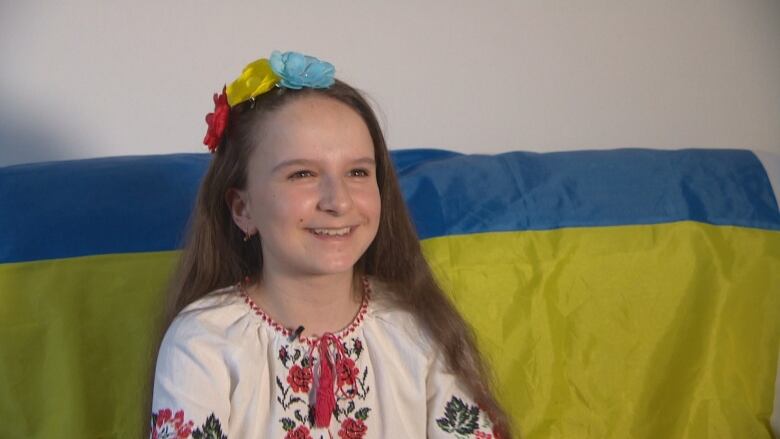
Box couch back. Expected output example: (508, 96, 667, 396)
(1, 148, 778, 438)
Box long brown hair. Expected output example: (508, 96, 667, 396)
(161, 80, 512, 437)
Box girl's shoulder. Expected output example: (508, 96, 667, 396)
(163, 284, 256, 346)
(364, 277, 435, 355)
(179, 284, 245, 314)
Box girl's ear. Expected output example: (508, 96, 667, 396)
(225, 188, 253, 234)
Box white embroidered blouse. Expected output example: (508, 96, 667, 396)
(151, 278, 496, 439)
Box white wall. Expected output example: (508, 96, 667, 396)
(1, 0, 778, 167)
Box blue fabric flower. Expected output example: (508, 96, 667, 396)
(269, 51, 335, 89)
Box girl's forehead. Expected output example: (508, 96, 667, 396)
(250, 96, 374, 166)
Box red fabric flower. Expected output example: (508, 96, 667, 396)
(203, 86, 230, 153)
(287, 364, 313, 393)
(285, 425, 313, 439)
(338, 418, 367, 439)
(151, 408, 194, 439)
(335, 357, 359, 387)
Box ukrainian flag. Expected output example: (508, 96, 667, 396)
(1, 149, 778, 438)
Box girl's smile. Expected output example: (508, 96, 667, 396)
(308, 226, 355, 237)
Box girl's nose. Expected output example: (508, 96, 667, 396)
(317, 176, 353, 215)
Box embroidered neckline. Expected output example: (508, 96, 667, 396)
(239, 277, 371, 346)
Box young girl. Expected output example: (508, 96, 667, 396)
(150, 51, 512, 439)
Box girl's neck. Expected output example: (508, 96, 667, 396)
(248, 270, 362, 338)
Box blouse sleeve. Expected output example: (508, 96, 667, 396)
(150, 316, 231, 439)
(427, 352, 496, 439)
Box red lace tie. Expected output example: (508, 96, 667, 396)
(310, 333, 349, 428)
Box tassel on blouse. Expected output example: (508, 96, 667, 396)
(313, 333, 339, 428)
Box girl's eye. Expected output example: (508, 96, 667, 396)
(349, 168, 370, 177)
(288, 170, 314, 180)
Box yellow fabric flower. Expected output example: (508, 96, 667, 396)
(225, 58, 280, 107)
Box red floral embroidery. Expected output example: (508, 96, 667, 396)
(287, 364, 313, 393)
(275, 335, 370, 436)
(151, 408, 194, 439)
(284, 425, 313, 439)
(335, 357, 359, 387)
(338, 418, 367, 439)
(476, 431, 494, 439)
(203, 86, 229, 153)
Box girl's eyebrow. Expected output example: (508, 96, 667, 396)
(271, 159, 316, 173)
(271, 157, 376, 173)
(352, 157, 377, 167)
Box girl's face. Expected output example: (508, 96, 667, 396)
(230, 95, 381, 279)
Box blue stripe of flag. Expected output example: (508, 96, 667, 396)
(0, 149, 777, 263)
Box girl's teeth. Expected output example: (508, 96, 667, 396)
(311, 227, 351, 236)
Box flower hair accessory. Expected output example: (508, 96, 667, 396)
(203, 51, 336, 152)
(203, 87, 229, 153)
(269, 51, 335, 90)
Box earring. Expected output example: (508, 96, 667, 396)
(243, 231, 253, 242)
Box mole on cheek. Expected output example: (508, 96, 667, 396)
(298, 218, 303, 224)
